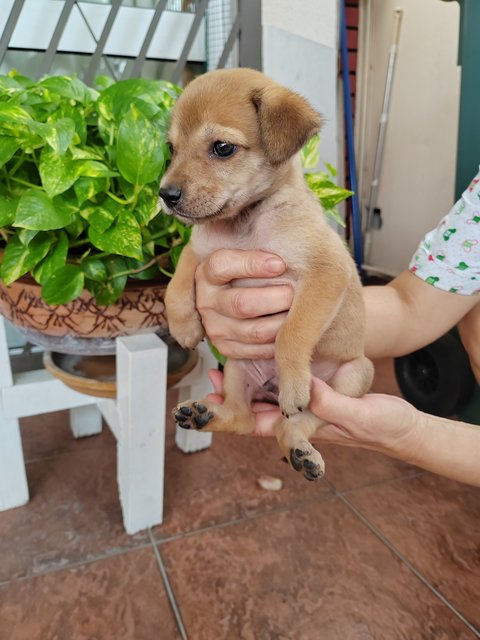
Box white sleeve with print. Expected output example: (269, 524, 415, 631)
(409, 168, 480, 295)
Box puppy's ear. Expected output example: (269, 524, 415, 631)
(252, 85, 322, 165)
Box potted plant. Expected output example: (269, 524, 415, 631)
(0, 70, 352, 355)
(0, 71, 189, 353)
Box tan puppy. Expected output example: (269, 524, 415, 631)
(161, 68, 374, 481)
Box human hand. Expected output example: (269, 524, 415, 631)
(195, 249, 294, 359)
(207, 369, 423, 457)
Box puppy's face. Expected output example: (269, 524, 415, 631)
(160, 69, 321, 224)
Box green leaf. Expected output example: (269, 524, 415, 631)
(0, 136, 19, 168)
(0, 191, 18, 226)
(53, 103, 87, 146)
(14, 189, 75, 230)
(81, 256, 108, 283)
(301, 134, 320, 170)
(39, 75, 96, 105)
(41, 264, 85, 305)
(88, 209, 143, 260)
(88, 256, 128, 304)
(39, 147, 79, 197)
(80, 203, 116, 233)
(41, 118, 76, 155)
(0, 233, 53, 284)
(76, 160, 117, 179)
(32, 230, 69, 284)
(134, 184, 160, 225)
(116, 106, 165, 185)
(97, 78, 180, 123)
(324, 162, 337, 178)
(74, 176, 109, 205)
(17, 228, 38, 245)
(207, 340, 227, 366)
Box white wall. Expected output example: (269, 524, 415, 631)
(261, 0, 339, 172)
(357, 0, 461, 275)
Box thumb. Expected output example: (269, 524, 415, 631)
(309, 378, 363, 425)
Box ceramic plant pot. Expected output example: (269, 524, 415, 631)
(0, 276, 170, 355)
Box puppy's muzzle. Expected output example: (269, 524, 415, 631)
(159, 185, 182, 208)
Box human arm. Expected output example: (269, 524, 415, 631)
(207, 370, 480, 487)
(195, 248, 479, 361)
(364, 270, 479, 360)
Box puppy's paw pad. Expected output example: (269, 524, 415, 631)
(289, 445, 325, 481)
(173, 401, 215, 430)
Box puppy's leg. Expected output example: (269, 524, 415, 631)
(275, 412, 326, 481)
(276, 357, 374, 482)
(173, 359, 256, 434)
(165, 242, 205, 349)
(276, 272, 348, 417)
(328, 355, 374, 398)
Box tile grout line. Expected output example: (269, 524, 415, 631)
(335, 489, 480, 638)
(148, 529, 189, 640)
(334, 469, 428, 497)
(0, 540, 154, 588)
(152, 490, 337, 548)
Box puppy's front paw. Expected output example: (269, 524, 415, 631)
(173, 401, 215, 430)
(168, 313, 205, 350)
(278, 373, 311, 418)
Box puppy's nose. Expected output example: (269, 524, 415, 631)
(160, 186, 182, 207)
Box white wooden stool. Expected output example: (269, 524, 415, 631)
(0, 315, 215, 534)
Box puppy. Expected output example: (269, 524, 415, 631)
(160, 68, 374, 481)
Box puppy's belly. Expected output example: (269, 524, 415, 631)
(238, 358, 340, 404)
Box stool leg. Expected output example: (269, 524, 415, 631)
(69, 405, 103, 438)
(115, 334, 168, 534)
(0, 416, 29, 510)
(0, 316, 29, 510)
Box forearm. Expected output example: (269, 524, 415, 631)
(364, 270, 478, 359)
(389, 412, 480, 486)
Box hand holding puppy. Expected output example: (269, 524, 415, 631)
(195, 249, 293, 360)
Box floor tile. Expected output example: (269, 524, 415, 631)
(347, 473, 480, 627)
(320, 444, 421, 492)
(0, 547, 180, 640)
(156, 425, 331, 540)
(0, 448, 148, 583)
(160, 497, 475, 640)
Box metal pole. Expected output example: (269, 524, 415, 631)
(363, 8, 403, 264)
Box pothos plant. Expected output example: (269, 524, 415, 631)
(0, 71, 351, 308)
(0, 71, 188, 306)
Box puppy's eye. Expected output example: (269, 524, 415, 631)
(212, 141, 237, 158)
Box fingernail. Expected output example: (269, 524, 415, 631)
(265, 257, 285, 273)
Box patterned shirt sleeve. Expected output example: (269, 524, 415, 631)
(409, 167, 480, 295)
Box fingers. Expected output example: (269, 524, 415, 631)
(209, 286, 293, 320)
(207, 368, 223, 395)
(198, 249, 286, 286)
(194, 249, 293, 360)
(205, 310, 288, 357)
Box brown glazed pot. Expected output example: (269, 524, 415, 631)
(0, 276, 170, 355)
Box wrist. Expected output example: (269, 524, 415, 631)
(373, 400, 427, 461)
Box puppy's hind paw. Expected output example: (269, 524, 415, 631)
(289, 444, 325, 481)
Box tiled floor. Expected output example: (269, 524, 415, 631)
(1, 358, 479, 640)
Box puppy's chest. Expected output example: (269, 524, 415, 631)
(192, 212, 291, 261)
